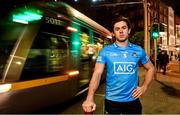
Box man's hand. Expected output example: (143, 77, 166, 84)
(132, 86, 147, 99)
(82, 100, 96, 113)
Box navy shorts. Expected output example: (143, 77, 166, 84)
(104, 98, 142, 114)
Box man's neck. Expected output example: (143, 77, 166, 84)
(115, 40, 128, 47)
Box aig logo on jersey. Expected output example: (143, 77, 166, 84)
(114, 62, 136, 74)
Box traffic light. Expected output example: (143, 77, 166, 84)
(151, 23, 159, 39)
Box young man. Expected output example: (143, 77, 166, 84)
(82, 16, 154, 114)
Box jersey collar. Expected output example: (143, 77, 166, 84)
(113, 42, 133, 48)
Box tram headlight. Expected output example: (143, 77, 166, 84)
(67, 70, 79, 76)
(0, 84, 12, 93)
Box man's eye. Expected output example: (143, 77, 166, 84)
(115, 27, 120, 31)
(122, 26, 127, 29)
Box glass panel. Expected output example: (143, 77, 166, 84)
(21, 21, 71, 80)
(0, 20, 26, 81)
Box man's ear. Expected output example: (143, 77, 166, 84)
(128, 29, 131, 34)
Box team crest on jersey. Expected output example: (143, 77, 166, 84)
(114, 62, 136, 74)
(132, 52, 137, 57)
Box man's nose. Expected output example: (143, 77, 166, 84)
(119, 29, 123, 33)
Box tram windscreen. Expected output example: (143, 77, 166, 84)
(0, 20, 27, 80)
(20, 20, 72, 80)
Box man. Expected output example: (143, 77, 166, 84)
(156, 50, 163, 72)
(82, 16, 154, 114)
(161, 51, 169, 75)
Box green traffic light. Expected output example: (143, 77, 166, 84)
(151, 23, 159, 39)
(152, 32, 159, 38)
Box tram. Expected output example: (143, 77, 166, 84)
(0, 1, 112, 113)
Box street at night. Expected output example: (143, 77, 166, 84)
(0, 0, 180, 114)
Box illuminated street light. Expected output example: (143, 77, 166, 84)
(91, 0, 105, 3)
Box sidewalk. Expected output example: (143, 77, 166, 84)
(61, 60, 180, 114)
(139, 59, 180, 114)
(156, 59, 180, 89)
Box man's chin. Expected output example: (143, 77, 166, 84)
(117, 39, 127, 42)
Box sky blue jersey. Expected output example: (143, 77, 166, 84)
(96, 42, 149, 102)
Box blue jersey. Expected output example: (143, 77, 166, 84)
(96, 42, 149, 102)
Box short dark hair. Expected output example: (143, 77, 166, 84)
(112, 16, 131, 30)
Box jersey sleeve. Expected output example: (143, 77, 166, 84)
(96, 48, 106, 64)
(140, 48, 149, 65)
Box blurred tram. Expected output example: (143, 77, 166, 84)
(0, 1, 112, 113)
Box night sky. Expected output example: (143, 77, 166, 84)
(173, 0, 180, 17)
(162, 0, 180, 17)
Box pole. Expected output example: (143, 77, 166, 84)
(144, 0, 148, 54)
(144, 0, 150, 56)
(154, 39, 157, 79)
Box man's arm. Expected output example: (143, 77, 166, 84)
(82, 63, 105, 113)
(132, 60, 155, 98)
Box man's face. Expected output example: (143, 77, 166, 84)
(113, 21, 131, 42)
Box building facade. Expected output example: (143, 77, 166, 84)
(148, 0, 177, 57)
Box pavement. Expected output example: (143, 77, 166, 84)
(139, 59, 180, 114)
(60, 59, 180, 114)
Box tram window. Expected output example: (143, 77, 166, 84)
(0, 21, 26, 80)
(93, 33, 104, 58)
(21, 24, 70, 80)
(80, 27, 90, 60)
(104, 37, 113, 45)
